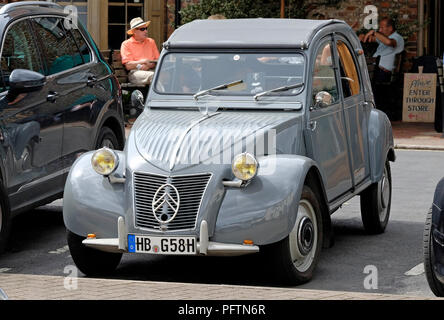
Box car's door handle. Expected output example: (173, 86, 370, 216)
(87, 76, 97, 87)
(47, 91, 59, 103)
(309, 120, 317, 131)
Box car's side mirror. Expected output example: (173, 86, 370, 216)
(131, 90, 145, 110)
(9, 69, 45, 93)
(312, 91, 332, 110)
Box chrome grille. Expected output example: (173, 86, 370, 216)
(133, 172, 211, 231)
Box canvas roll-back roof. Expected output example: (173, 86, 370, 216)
(164, 18, 347, 49)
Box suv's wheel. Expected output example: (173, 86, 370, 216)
(0, 181, 11, 254)
(360, 160, 391, 234)
(264, 185, 323, 285)
(424, 207, 444, 297)
(67, 230, 122, 276)
(96, 127, 119, 150)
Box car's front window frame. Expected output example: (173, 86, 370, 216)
(152, 50, 306, 98)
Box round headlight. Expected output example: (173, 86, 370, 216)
(232, 153, 258, 181)
(91, 147, 119, 176)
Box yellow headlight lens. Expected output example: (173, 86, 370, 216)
(91, 147, 118, 176)
(232, 153, 258, 181)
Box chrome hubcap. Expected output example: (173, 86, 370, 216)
(379, 166, 390, 221)
(289, 200, 318, 273)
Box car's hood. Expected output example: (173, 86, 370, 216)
(132, 108, 302, 172)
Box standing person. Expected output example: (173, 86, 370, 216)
(363, 17, 404, 83)
(120, 17, 160, 86)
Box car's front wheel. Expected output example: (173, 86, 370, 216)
(67, 230, 122, 277)
(360, 160, 391, 234)
(264, 185, 323, 285)
(424, 207, 444, 297)
(96, 127, 119, 150)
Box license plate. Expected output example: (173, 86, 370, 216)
(128, 234, 196, 255)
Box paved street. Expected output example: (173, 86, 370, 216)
(0, 149, 442, 299)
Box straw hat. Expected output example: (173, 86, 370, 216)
(127, 17, 151, 35)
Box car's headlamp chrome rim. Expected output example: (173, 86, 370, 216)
(91, 147, 119, 176)
(232, 153, 258, 182)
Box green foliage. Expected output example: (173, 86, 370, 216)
(179, 0, 281, 24)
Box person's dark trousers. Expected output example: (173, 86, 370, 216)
(373, 67, 396, 119)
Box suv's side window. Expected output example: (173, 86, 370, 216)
(69, 27, 92, 64)
(336, 40, 360, 98)
(0, 20, 43, 93)
(312, 41, 339, 106)
(31, 17, 87, 76)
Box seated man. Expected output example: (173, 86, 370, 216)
(363, 17, 404, 83)
(120, 17, 160, 85)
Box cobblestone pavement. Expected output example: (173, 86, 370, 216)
(0, 273, 441, 300)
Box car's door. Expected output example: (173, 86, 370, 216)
(307, 36, 353, 202)
(31, 16, 105, 176)
(0, 18, 64, 212)
(334, 35, 370, 187)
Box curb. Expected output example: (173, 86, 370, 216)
(395, 144, 444, 151)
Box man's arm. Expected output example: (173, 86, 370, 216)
(368, 30, 397, 47)
(124, 59, 156, 71)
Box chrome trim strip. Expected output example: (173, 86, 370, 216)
(15, 167, 71, 194)
(168, 112, 221, 171)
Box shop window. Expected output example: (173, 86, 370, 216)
(108, 0, 144, 49)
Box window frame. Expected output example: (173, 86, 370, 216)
(334, 35, 363, 100)
(310, 37, 341, 108)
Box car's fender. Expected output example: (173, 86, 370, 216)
(63, 150, 126, 238)
(367, 108, 395, 183)
(212, 154, 328, 246)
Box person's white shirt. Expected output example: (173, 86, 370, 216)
(373, 31, 404, 71)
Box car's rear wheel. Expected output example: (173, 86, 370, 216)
(264, 185, 323, 285)
(96, 127, 119, 150)
(67, 230, 122, 277)
(424, 207, 444, 297)
(360, 160, 391, 234)
(0, 180, 11, 254)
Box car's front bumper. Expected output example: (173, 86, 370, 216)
(82, 217, 260, 256)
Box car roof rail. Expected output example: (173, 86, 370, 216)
(0, 1, 62, 14)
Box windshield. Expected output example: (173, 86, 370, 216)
(154, 52, 305, 97)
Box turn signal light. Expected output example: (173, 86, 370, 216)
(243, 240, 254, 245)
(87, 234, 96, 239)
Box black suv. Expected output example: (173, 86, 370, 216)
(0, 1, 125, 252)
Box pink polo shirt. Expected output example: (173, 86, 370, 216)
(120, 36, 160, 65)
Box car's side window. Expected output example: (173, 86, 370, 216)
(69, 26, 92, 64)
(0, 20, 44, 93)
(336, 40, 360, 98)
(31, 17, 87, 76)
(312, 41, 339, 106)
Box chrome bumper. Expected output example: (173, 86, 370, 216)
(82, 217, 259, 256)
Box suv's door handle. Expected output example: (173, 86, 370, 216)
(47, 91, 59, 103)
(87, 76, 97, 87)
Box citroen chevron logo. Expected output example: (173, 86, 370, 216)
(152, 183, 180, 224)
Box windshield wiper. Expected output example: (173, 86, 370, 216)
(193, 80, 243, 100)
(254, 82, 304, 101)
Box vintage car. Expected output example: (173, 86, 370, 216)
(63, 18, 395, 284)
(424, 178, 444, 296)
